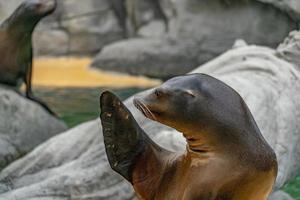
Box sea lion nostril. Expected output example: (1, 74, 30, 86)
(154, 89, 165, 98)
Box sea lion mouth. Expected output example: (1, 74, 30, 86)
(133, 99, 157, 121)
(37, 0, 56, 14)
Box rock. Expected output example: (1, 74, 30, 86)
(124, 0, 173, 33)
(277, 31, 300, 70)
(171, 0, 296, 46)
(0, 0, 23, 22)
(0, 86, 67, 170)
(269, 191, 294, 200)
(33, 29, 69, 56)
(0, 120, 136, 200)
(92, 0, 297, 79)
(258, 0, 300, 21)
(91, 38, 200, 79)
(60, 0, 124, 55)
(138, 20, 166, 38)
(1, 33, 300, 199)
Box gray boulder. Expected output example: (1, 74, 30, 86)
(258, 0, 300, 21)
(169, 0, 296, 47)
(59, 0, 123, 55)
(1, 33, 300, 199)
(91, 38, 200, 79)
(0, 86, 67, 170)
(91, 0, 297, 79)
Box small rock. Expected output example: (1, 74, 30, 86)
(269, 191, 294, 200)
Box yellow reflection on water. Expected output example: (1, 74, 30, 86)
(32, 57, 161, 88)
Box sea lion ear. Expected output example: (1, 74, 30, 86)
(184, 89, 196, 97)
(100, 91, 145, 182)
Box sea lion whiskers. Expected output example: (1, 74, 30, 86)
(134, 99, 157, 121)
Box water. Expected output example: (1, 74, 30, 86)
(34, 86, 146, 127)
(284, 173, 300, 200)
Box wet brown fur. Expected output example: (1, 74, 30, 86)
(100, 74, 277, 200)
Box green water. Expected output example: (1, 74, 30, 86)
(35, 87, 146, 127)
(35, 86, 300, 199)
(284, 173, 300, 200)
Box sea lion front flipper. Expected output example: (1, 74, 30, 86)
(100, 91, 147, 182)
(24, 61, 56, 116)
(26, 90, 57, 116)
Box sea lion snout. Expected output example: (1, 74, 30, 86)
(134, 75, 212, 130)
(26, 0, 56, 15)
(134, 89, 165, 121)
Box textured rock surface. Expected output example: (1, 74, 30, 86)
(277, 31, 300, 70)
(0, 0, 299, 57)
(1, 35, 300, 199)
(259, 0, 300, 21)
(0, 86, 67, 170)
(92, 0, 297, 79)
(0, 0, 23, 20)
(0, 0, 298, 57)
(269, 191, 295, 200)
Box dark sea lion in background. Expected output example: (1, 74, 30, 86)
(0, 0, 56, 115)
(100, 73, 278, 200)
(110, 0, 169, 37)
(110, 0, 128, 37)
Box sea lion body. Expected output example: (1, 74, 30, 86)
(0, 32, 31, 86)
(0, 0, 57, 114)
(132, 147, 275, 200)
(100, 74, 277, 200)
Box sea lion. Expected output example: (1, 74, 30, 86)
(100, 73, 278, 200)
(0, 0, 56, 115)
(110, 0, 169, 37)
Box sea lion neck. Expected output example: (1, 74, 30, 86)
(181, 123, 272, 162)
(1, 6, 41, 39)
(181, 129, 218, 155)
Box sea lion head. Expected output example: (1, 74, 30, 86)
(20, 0, 57, 18)
(3, 0, 57, 34)
(134, 74, 255, 146)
